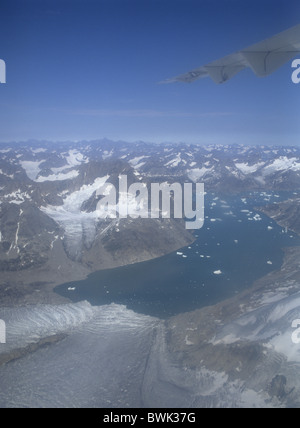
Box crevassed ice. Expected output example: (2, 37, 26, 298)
(41, 176, 109, 257)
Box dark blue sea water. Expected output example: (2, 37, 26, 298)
(55, 191, 300, 318)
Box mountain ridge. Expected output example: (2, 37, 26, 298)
(1, 140, 299, 304)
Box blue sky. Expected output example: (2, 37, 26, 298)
(0, 0, 299, 145)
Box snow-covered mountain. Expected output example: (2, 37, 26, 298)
(0, 140, 300, 408)
(1, 140, 300, 191)
(0, 140, 299, 303)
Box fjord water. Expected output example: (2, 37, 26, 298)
(55, 192, 300, 318)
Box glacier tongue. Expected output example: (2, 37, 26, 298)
(0, 301, 267, 408)
(0, 302, 159, 408)
(0, 301, 156, 354)
(0, 301, 96, 353)
(41, 176, 109, 259)
(1, 288, 300, 407)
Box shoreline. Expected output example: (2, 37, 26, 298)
(0, 234, 196, 308)
(0, 216, 299, 377)
(0, 194, 298, 312)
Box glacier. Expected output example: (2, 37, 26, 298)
(1, 287, 300, 407)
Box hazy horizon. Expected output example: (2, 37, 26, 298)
(0, 138, 299, 148)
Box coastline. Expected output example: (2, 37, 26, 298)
(0, 231, 195, 307)
(0, 210, 299, 406)
(0, 196, 298, 311)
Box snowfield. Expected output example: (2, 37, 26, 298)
(41, 176, 110, 257)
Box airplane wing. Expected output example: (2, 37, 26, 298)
(162, 23, 300, 84)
